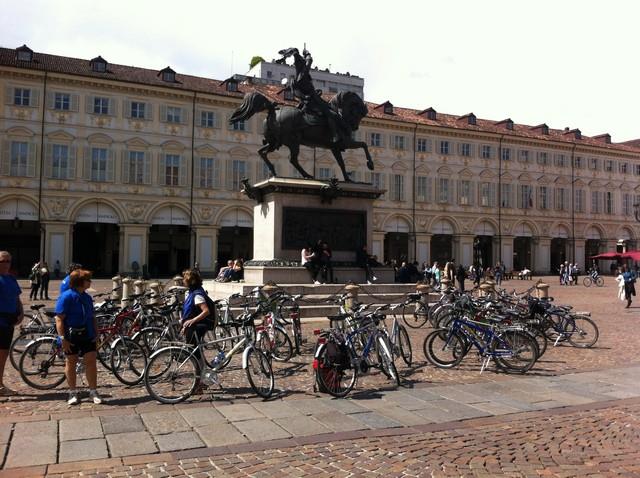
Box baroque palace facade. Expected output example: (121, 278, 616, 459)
(1, 45, 639, 277)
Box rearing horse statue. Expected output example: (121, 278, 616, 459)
(228, 90, 374, 182)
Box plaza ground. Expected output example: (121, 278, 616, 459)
(0, 276, 638, 477)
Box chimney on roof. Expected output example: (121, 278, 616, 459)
(564, 127, 570, 132)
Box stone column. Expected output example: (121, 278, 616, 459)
(575, 238, 586, 270)
(192, 225, 219, 275)
(457, 234, 474, 268)
(372, 231, 385, 264)
(501, 235, 514, 270)
(41, 221, 73, 270)
(118, 224, 150, 275)
(534, 237, 551, 274)
(452, 235, 461, 264)
(492, 236, 500, 267)
(414, 233, 431, 266)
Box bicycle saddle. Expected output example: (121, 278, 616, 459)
(30, 304, 46, 310)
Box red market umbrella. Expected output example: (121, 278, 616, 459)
(590, 252, 624, 260)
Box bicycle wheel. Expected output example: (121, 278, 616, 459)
(145, 347, 198, 404)
(133, 327, 167, 355)
(245, 347, 275, 398)
(583, 277, 592, 287)
(19, 337, 66, 390)
(423, 329, 465, 368)
(10, 328, 53, 370)
(315, 344, 357, 398)
(376, 336, 400, 388)
(530, 328, 548, 358)
(493, 330, 538, 374)
(397, 324, 413, 367)
(271, 327, 293, 362)
(595, 277, 604, 287)
(110, 338, 148, 386)
(566, 316, 599, 348)
(402, 302, 429, 329)
(96, 333, 114, 371)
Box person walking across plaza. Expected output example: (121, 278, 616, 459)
(29, 261, 41, 300)
(55, 268, 102, 405)
(615, 268, 625, 303)
(621, 264, 636, 308)
(456, 263, 467, 293)
(39, 261, 51, 300)
(0, 251, 24, 396)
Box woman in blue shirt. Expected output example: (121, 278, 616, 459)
(55, 268, 101, 405)
(0, 251, 24, 396)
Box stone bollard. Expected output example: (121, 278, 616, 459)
(173, 275, 184, 287)
(148, 282, 161, 305)
(536, 282, 550, 298)
(345, 283, 360, 312)
(479, 283, 494, 297)
(111, 276, 122, 300)
(134, 279, 145, 296)
(121, 277, 133, 307)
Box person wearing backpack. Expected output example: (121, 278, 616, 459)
(180, 268, 215, 392)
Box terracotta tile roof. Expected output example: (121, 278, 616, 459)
(1, 46, 639, 154)
(0, 47, 247, 99)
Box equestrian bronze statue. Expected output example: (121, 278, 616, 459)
(229, 47, 373, 182)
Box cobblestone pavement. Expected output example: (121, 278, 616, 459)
(0, 276, 638, 476)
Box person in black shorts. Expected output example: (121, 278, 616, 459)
(0, 251, 24, 396)
(55, 268, 101, 405)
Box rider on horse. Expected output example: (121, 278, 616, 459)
(278, 47, 346, 147)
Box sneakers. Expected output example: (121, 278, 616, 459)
(67, 393, 79, 406)
(89, 390, 102, 404)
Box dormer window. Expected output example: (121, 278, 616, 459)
(459, 113, 476, 125)
(594, 133, 612, 144)
(563, 128, 582, 140)
(16, 44, 33, 62)
(226, 80, 238, 92)
(383, 102, 393, 114)
(159, 66, 176, 83)
(90, 56, 107, 73)
(496, 118, 514, 130)
(419, 107, 437, 120)
(531, 123, 549, 135)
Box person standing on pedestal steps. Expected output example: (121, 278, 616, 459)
(302, 245, 320, 284)
(316, 240, 334, 284)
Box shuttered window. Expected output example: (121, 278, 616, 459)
(122, 150, 150, 185)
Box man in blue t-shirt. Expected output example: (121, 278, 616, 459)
(0, 251, 24, 396)
(59, 263, 82, 295)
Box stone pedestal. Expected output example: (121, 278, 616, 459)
(244, 177, 389, 284)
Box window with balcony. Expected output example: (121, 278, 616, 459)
(416, 176, 431, 202)
(164, 154, 181, 186)
(90, 147, 110, 182)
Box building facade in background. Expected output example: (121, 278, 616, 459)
(1, 45, 638, 277)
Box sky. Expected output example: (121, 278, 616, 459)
(2, 0, 640, 141)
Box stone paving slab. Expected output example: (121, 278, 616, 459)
(232, 418, 291, 442)
(317, 397, 369, 414)
(58, 438, 108, 463)
(217, 403, 265, 422)
(59, 417, 103, 441)
(251, 400, 305, 419)
(195, 422, 249, 447)
(154, 431, 205, 452)
(311, 412, 369, 432)
(4, 420, 57, 468)
(287, 397, 334, 415)
(274, 415, 332, 436)
(376, 405, 429, 426)
(382, 391, 436, 410)
(0, 424, 11, 445)
(470, 401, 523, 416)
(179, 406, 226, 426)
(351, 411, 403, 429)
(106, 431, 157, 457)
(140, 411, 190, 435)
(100, 415, 145, 435)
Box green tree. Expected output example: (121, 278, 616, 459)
(249, 56, 265, 69)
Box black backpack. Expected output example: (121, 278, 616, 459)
(325, 339, 351, 370)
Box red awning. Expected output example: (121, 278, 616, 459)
(590, 251, 640, 261)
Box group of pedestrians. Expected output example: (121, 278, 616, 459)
(301, 240, 334, 284)
(214, 258, 244, 282)
(558, 261, 579, 285)
(28, 260, 55, 301)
